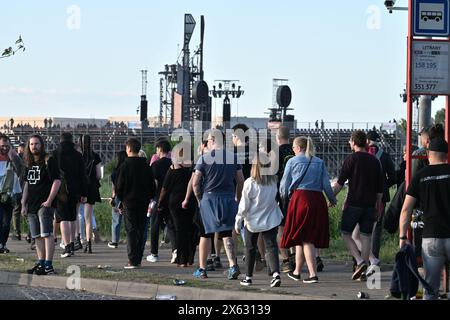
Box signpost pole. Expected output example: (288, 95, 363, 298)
(406, 0, 414, 243)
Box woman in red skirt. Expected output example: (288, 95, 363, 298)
(280, 136, 337, 283)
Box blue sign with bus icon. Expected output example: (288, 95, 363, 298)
(414, 0, 450, 36)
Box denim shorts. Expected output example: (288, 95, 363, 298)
(341, 206, 375, 235)
(28, 206, 54, 239)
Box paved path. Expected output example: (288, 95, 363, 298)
(1, 237, 395, 300)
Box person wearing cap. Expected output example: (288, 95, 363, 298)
(352, 130, 396, 275)
(400, 138, 450, 300)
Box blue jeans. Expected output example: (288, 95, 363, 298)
(111, 208, 123, 244)
(422, 238, 450, 300)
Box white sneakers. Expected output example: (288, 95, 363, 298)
(146, 254, 158, 263)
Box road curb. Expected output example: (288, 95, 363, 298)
(0, 270, 310, 300)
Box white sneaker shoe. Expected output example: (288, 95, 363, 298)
(171, 250, 177, 264)
(59, 242, 65, 250)
(146, 254, 158, 263)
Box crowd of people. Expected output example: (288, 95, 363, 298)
(0, 122, 449, 299)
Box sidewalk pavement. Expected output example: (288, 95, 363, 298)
(0, 238, 394, 300)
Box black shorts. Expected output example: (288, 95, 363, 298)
(56, 196, 79, 222)
(341, 206, 375, 236)
(28, 207, 54, 239)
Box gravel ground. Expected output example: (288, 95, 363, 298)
(0, 284, 131, 300)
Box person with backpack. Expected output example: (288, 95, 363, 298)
(54, 132, 88, 258)
(400, 138, 450, 300)
(21, 134, 61, 275)
(0, 134, 23, 254)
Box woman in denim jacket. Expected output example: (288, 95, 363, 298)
(280, 136, 336, 283)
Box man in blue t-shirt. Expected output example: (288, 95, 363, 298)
(192, 129, 245, 280)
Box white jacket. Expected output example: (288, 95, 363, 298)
(235, 178, 283, 233)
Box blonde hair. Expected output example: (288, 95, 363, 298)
(293, 136, 315, 158)
(251, 152, 277, 185)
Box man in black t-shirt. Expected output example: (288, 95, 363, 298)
(400, 138, 450, 300)
(334, 130, 383, 281)
(21, 134, 61, 275)
(146, 138, 173, 263)
(117, 138, 156, 268)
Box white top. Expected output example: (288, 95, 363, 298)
(235, 177, 283, 233)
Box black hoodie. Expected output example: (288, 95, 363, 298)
(116, 157, 156, 209)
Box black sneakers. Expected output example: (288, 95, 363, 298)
(240, 278, 252, 286)
(36, 266, 55, 276)
(352, 263, 368, 280)
(303, 276, 319, 284)
(27, 263, 43, 274)
(28, 263, 55, 275)
(316, 256, 324, 272)
(270, 275, 281, 287)
(287, 271, 301, 281)
(61, 245, 71, 258)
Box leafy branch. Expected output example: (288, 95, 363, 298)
(1, 36, 25, 59)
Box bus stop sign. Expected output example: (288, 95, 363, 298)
(414, 0, 450, 37)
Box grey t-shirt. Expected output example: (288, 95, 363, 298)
(195, 149, 242, 194)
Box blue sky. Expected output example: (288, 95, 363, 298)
(0, 0, 444, 123)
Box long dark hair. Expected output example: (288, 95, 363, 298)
(24, 134, 46, 168)
(81, 134, 94, 161)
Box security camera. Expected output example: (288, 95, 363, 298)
(384, 0, 396, 13)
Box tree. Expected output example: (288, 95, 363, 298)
(1, 36, 25, 59)
(434, 108, 445, 126)
(398, 118, 407, 134)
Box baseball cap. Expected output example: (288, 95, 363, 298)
(428, 138, 448, 153)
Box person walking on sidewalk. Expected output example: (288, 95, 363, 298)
(192, 129, 245, 280)
(80, 135, 102, 254)
(0, 134, 24, 254)
(400, 138, 450, 300)
(158, 143, 197, 267)
(21, 134, 61, 275)
(236, 152, 283, 287)
(146, 138, 174, 263)
(108, 150, 127, 249)
(116, 138, 156, 269)
(333, 130, 383, 281)
(12, 142, 25, 241)
(280, 137, 336, 284)
(54, 132, 88, 258)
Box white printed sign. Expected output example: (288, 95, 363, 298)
(411, 40, 450, 95)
